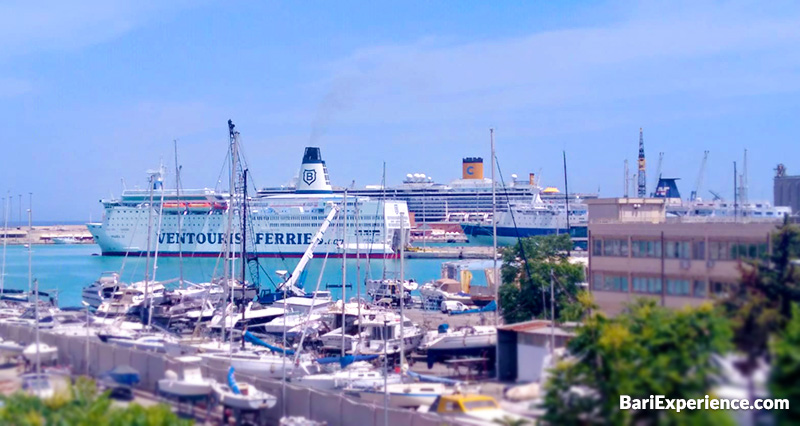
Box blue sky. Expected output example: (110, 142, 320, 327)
(1, 1, 799, 221)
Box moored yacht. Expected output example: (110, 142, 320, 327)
(357, 312, 423, 356)
(81, 272, 123, 309)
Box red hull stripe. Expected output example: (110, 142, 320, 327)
(101, 251, 398, 259)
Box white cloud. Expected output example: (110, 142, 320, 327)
(315, 6, 800, 127)
(0, 0, 200, 58)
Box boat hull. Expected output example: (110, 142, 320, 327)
(158, 379, 213, 399)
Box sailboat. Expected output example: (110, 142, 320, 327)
(208, 120, 278, 412)
(212, 366, 277, 410)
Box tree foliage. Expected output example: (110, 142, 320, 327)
(769, 303, 800, 425)
(0, 377, 191, 426)
(543, 300, 733, 425)
(498, 234, 584, 324)
(719, 220, 800, 375)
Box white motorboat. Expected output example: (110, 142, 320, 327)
(22, 343, 58, 364)
(357, 312, 424, 356)
(209, 302, 285, 332)
(158, 356, 213, 399)
(0, 337, 23, 355)
(293, 362, 402, 391)
(52, 237, 79, 244)
(81, 272, 123, 309)
(262, 312, 323, 336)
(96, 281, 166, 316)
(172, 281, 224, 304)
(107, 334, 176, 353)
(212, 368, 277, 410)
(355, 382, 450, 409)
(421, 325, 497, 351)
(419, 278, 473, 306)
(319, 300, 376, 353)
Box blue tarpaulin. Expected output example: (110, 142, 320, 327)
(227, 367, 241, 395)
(106, 365, 140, 386)
(315, 354, 379, 368)
(450, 300, 497, 315)
(243, 331, 295, 355)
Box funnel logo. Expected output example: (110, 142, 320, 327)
(302, 169, 317, 186)
(466, 166, 474, 175)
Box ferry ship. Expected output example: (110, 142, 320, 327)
(258, 157, 597, 223)
(461, 194, 589, 248)
(88, 135, 410, 258)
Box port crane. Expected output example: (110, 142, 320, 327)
(690, 151, 709, 201)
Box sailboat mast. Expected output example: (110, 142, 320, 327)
(241, 169, 248, 284)
(563, 151, 571, 257)
(1, 193, 8, 295)
(148, 173, 166, 329)
(355, 196, 362, 341)
(382, 162, 387, 281)
(28, 197, 40, 375)
(399, 211, 405, 367)
(341, 189, 348, 358)
(143, 173, 154, 324)
(174, 140, 184, 288)
(490, 129, 500, 378)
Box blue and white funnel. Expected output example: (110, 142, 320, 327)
(296, 147, 333, 194)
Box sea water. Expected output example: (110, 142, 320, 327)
(0, 245, 488, 307)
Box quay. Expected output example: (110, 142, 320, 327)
(0, 225, 93, 245)
(404, 246, 496, 259)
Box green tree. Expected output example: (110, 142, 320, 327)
(498, 234, 584, 324)
(718, 219, 800, 415)
(0, 377, 191, 426)
(543, 300, 734, 425)
(769, 303, 800, 425)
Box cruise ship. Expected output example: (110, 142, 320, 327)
(258, 157, 597, 223)
(88, 131, 411, 258)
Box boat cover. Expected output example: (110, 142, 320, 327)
(243, 331, 296, 355)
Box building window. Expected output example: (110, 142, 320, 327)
(710, 241, 770, 260)
(592, 239, 602, 256)
(693, 280, 707, 298)
(692, 241, 706, 260)
(666, 278, 691, 296)
(631, 240, 662, 258)
(632, 276, 662, 294)
(710, 281, 737, 297)
(603, 239, 629, 257)
(592, 273, 628, 292)
(709, 241, 731, 260)
(665, 241, 691, 259)
(592, 272, 603, 290)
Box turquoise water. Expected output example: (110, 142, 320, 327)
(0, 245, 485, 307)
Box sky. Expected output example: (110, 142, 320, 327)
(1, 0, 799, 222)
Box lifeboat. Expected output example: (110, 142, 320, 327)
(212, 202, 228, 210)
